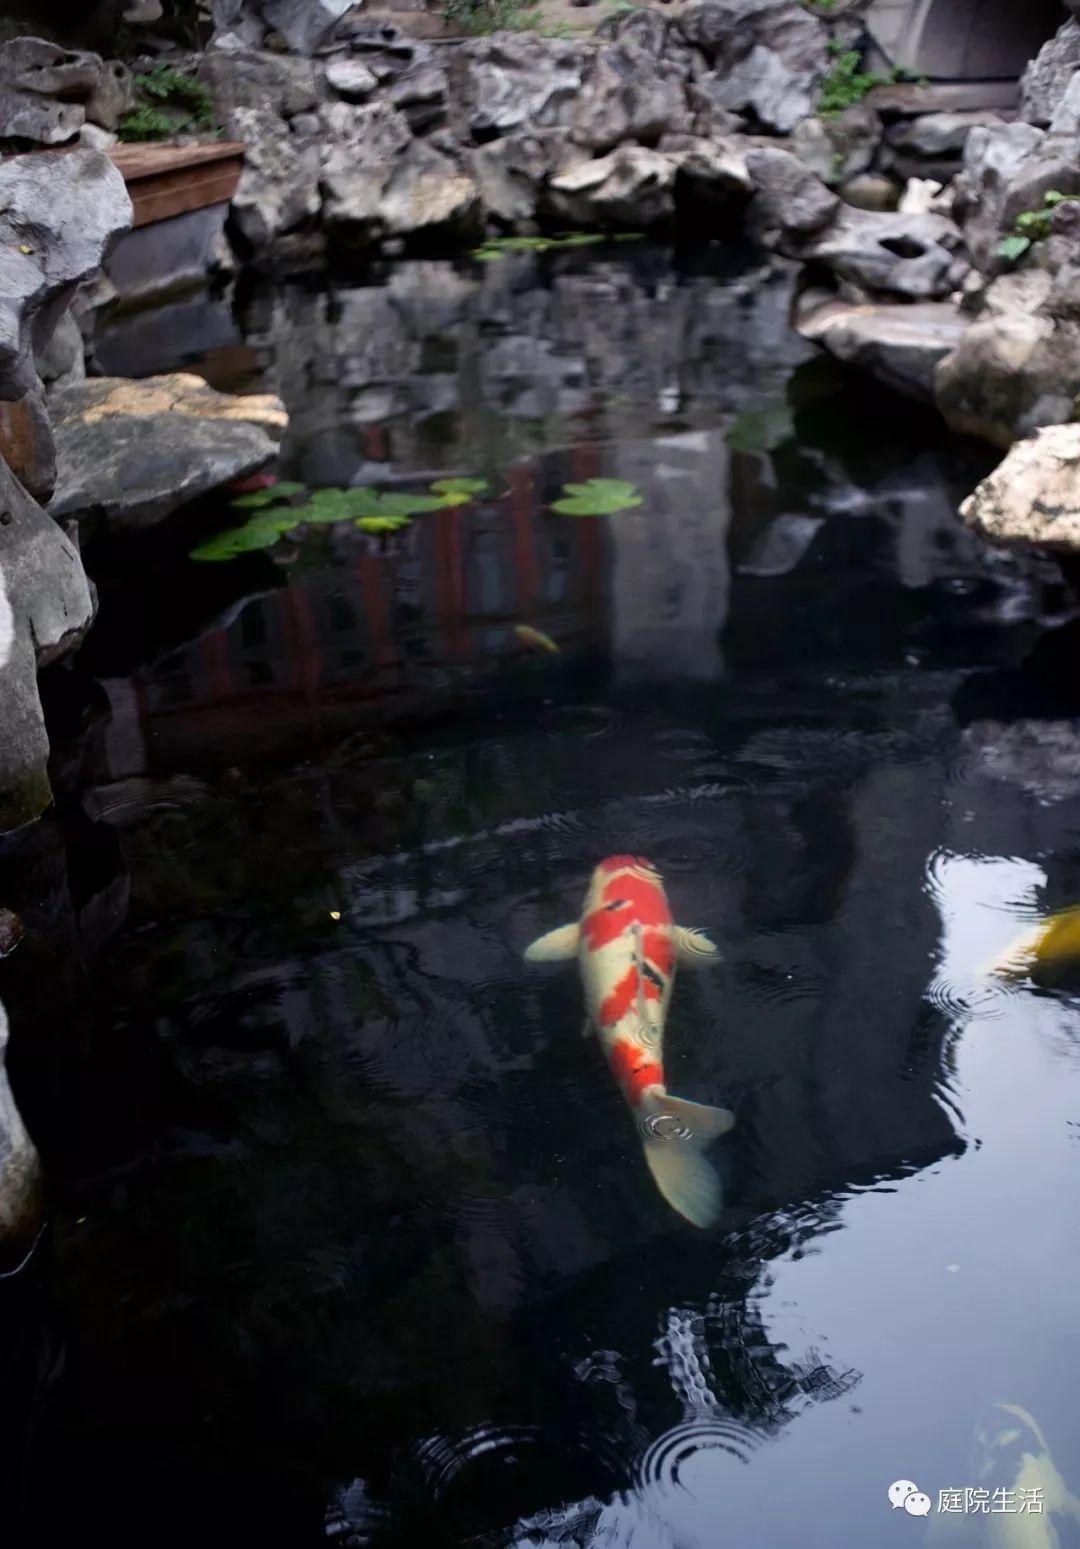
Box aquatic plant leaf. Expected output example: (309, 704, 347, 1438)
(355, 514, 412, 533)
(190, 522, 285, 561)
(472, 233, 606, 261)
(550, 477, 643, 516)
(996, 234, 1032, 262)
(231, 482, 307, 509)
(727, 406, 796, 455)
(430, 477, 489, 496)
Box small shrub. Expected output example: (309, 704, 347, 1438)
(118, 64, 216, 142)
(996, 188, 1080, 262)
(442, 0, 541, 34)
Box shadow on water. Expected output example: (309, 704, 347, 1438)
(2, 243, 1080, 1546)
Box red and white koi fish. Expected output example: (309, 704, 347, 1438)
(525, 855, 734, 1228)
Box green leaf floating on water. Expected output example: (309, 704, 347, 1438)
(473, 233, 608, 262)
(727, 406, 796, 455)
(191, 479, 479, 561)
(550, 477, 643, 517)
(230, 481, 307, 509)
(430, 477, 489, 497)
(996, 233, 1032, 263)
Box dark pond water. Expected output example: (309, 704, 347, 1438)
(4, 242, 1080, 1549)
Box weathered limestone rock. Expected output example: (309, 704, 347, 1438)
(211, 0, 353, 55)
(1020, 18, 1080, 127)
(0, 998, 41, 1267)
(570, 38, 690, 153)
(948, 122, 1069, 274)
(0, 453, 96, 829)
(935, 311, 1080, 448)
(0, 37, 128, 146)
(677, 0, 829, 135)
(665, 133, 755, 214)
(746, 146, 839, 238)
(0, 92, 84, 145)
(0, 151, 131, 500)
(225, 105, 323, 251)
(324, 56, 377, 102)
(383, 61, 448, 134)
(800, 206, 967, 300)
(960, 423, 1080, 551)
(199, 47, 320, 121)
(0, 36, 101, 97)
(798, 294, 970, 401)
(887, 112, 1005, 160)
(841, 173, 899, 211)
(790, 105, 881, 187)
(49, 374, 287, 535)
(322, 104, 481, 245)
(469, 130, 584, 227)
(461, 35, 588, 139)
(84, 58, 134, 131)
(546, 145, 677, 229)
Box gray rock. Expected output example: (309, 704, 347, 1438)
(210, 0, 268, 49)
(887, 111, 1004, 159)
(803, 206, 967, 301)
(952, 121, 1060, 273)
(841, 173, 899, 211)
(0, 36, 102, 97)
(78, 122, 117, 149)
(935, 311, 1080, 448)
(662, 132, 754, 214)
(384, 61, 448, 133)
(677, 0, 829, 134)
(684, 76, 745, 139)
(797, 293, 970, 400)
(262, 0, 353, 55)
(546, 144, 677, 229)
(960, 423, 1080, 551)
(0, 998, 41, 1259)
(0, 148, 131, 501)
(50, 373, 287, 535)
(790, 105, 881, 187)
(1020, 18, 1080, 127)
(570, 39, 690, 153)
(324, 56, 377, 101)
(746, 146, 839, 238)
(320, 99, 413, 239)
(200, 48, 319, 120)
(461, 35, 588, 139)
(226, 105, 322, 250)
(0, 451, 96, 831)
(469, 129, 584, 227)
(36, 306, 85, 389)
(84, 58, 133, 130)
(0, 90, 84, 145)
(1048, 73, 1080, 137)
(325, 130, 482, 246)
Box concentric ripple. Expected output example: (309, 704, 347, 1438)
(636, 1417, 762, 1495)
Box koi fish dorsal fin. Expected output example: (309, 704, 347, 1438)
(524, 923, 580, 963)
(675, 927, 721, 965)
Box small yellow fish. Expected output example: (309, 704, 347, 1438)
(985, 905, 1080, 981)
(513, 624, 559, 655)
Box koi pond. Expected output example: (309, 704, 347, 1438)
(3, 242, 1080, 1548)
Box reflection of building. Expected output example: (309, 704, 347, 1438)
(98, 464, 608, 778)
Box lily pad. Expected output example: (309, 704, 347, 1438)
(996, 233, 1032, 263)
(356, 514, 413, 534)
(472, 233, 606, 262)
(550, 477, 643, 517)
(190, 521, 287, 561)
(230, 481, 307, 509)
(430, 477, 489, 497)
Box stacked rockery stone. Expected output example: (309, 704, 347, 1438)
(0, 35, 134, 150)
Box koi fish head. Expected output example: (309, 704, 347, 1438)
(583, 855, 667, 916)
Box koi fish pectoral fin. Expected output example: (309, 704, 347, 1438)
(674, 927, 722, 966)
(524, 923, 580, 963)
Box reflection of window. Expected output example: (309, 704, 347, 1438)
(327, 595, 357, 633)
(240, 602, 267, 649)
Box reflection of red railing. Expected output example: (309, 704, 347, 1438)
(136, 458, 608, 764)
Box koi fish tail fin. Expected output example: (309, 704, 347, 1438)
(640, 1093, 735, 1230)
(980, 922, 1048, 979)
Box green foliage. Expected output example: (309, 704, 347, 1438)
(996, 189, 1080, 263)
(727, 406, 796, 456)
(818, 52, 928, 117)
(550, 478, 643, 517)
(473, 233, 607, 261)
(118, 63, 216, 142)
(191, 478, 485, 562)
(442, 0, 541, 35)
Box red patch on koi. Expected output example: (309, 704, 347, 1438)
(582, 907, 630, 953)
(643, 929, 675, 976)
(609, 1039, 664, 1106)
(601, 875, 671, 926)
(600, 967, 640, 1026)
(600, 854, 655, 874)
